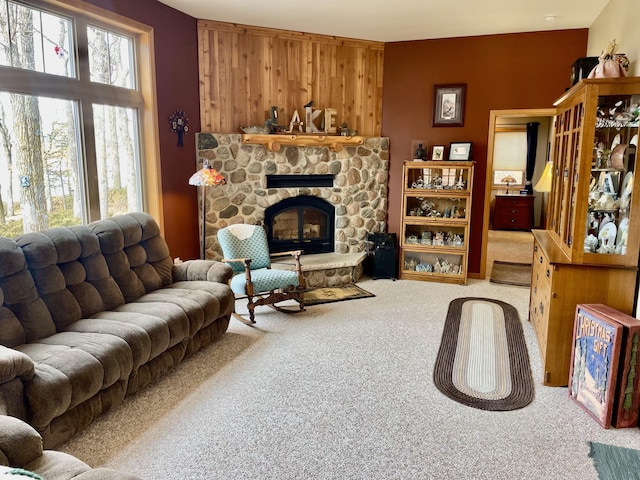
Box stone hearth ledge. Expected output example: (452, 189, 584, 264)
(272, 252, 367, 288)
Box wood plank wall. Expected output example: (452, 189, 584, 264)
(198, 20, 384, 136)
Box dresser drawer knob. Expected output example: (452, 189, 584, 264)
(552, 292, 557, 298)
(539, 302, 544, 315)
(546, 269, 550, 277)
(511, 209, 518, 213)
(539, 256, 543, 264)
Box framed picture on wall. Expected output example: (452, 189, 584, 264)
(433, 84, 466, 127)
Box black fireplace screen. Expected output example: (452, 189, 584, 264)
(265, 196, 335, 254)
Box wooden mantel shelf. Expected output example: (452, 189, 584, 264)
(241, 133, 364, 152)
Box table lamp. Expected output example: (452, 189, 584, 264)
(501, 174, 517, 194)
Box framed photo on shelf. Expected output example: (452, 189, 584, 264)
(568, 304, 623, 428)
(433, 84, 466, 127)
(432, 145, 445, 160)
(602, 172, 618, 195)
(449, 142, 472, 161)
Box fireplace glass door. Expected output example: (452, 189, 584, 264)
(266, 196, 335, 254)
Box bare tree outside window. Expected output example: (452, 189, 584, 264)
(0, 0, 145, 237)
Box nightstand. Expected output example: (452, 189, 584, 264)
(493, 193, 534, 230)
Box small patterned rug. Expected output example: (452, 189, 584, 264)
(490, 261, 532, 287)
(304, 284, 375, 306)
(433, 297, 534, 411)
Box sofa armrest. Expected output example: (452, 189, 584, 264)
(172, 260, 233, 284)
(0, 415, 43, 467)
(0, 346, 34, 384)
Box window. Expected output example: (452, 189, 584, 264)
(0, 0, 159, 236)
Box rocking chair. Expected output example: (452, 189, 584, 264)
(217, 224, 305, 324)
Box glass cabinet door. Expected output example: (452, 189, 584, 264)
(584, 93, 639, 258)
(404, 163, 471, 193)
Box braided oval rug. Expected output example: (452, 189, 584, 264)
(433, 297, 534, 411)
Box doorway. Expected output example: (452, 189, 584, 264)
(480, 108, 556, 279)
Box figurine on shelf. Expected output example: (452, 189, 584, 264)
(420, 199, 434, 215)
(414, 143, 426, 161)
(433, 259, 442, 274)
(452, 208, 465, 218)
(587, 212, 599, 236)
(404, 258, 417, 271)
(340, 122, 358, 136)
(588, 39, 628, 79)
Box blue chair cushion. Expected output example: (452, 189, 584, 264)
(217, 225, 271, 273)
(230, 268, 300, 295)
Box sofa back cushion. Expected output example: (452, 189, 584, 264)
(0, 238, 55, 346)
(90, 213, 173, 303)
(0, 213, 171, 343)
(14, 226, 126, 331)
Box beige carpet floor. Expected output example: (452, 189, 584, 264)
(59, 277, 640, 480)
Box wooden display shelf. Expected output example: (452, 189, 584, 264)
(241, 133, 364, 152)
(399, 160, 474, 285)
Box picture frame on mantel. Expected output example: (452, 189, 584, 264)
(433, 84, 466, 127)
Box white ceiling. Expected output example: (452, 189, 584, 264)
(156, 0, 609, 42)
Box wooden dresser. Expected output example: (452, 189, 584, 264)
(493, 193, 534, 230)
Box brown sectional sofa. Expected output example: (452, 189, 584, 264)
(0, 414, 141, 479)
(0, 212, 235, 449)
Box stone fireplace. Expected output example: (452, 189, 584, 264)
(195, 133, 390, 280)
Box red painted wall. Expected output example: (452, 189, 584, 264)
(381, 29, 589, 275)
(85, 0, 201, 260)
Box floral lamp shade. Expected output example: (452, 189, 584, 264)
(189, 160, 226, 259)
(189, 160, 226, 187)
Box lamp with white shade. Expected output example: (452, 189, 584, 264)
(534, 161, 553, 193)
(534, 161, 554, 228)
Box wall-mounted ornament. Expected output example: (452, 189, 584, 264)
(169, 110, 189, 147)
